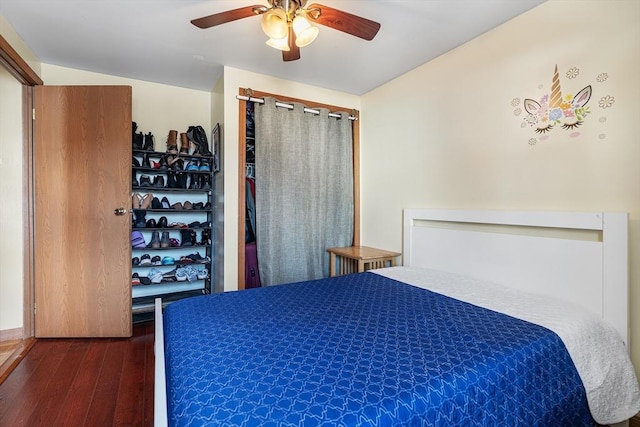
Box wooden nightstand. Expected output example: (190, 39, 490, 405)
(326, 246, 401, 277)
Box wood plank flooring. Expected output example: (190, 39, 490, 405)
(0, 322, 154, 427)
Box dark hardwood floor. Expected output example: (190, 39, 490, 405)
(0, 322, 154, 427)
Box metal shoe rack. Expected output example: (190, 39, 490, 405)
(130, 134, 216, 323)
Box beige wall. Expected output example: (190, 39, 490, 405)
(220, 66, 360, 290)
(0, 65, 24, 332)
(0, 14, 41, 78)
(41, 64, 212, 142)
(360, 0, 640, 374)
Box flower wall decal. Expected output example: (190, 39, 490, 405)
(512, 65, 615, 145)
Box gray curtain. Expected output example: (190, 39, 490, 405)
(254, 97, 354, 286)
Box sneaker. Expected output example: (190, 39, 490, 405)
(132, 273, 141, 286)
(183, 265, 198, 282)
(139, 254, 152, 266)
(151, 255, 162, 266)
(162, 269, 177, 282)
(196, 267, 208, 280)
(148, 268, 163, 284)
(175, 267, 187, 282)
(161, 256, 175, 265)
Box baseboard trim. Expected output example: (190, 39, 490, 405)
(0, 327, 23, 341)
(0, 337, 36, 385)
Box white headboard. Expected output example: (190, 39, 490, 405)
(403, 209, 629, 345)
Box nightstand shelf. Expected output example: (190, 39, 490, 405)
(326, 246, 401, 277)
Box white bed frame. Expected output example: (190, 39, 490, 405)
(403, 209, 629, 345)
(154, 209, 629, 426)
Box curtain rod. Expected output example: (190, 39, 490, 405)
(236, 95, 357, 121)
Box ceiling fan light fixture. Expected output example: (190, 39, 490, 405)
(266, 35, 290, 51)
(261, 8, 288, 39)
(292, 15, 318, 48)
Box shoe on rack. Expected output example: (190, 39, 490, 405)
(151, 197, 162, 209)
(142, 153, 151, 169)
(161, 196, 171, 209)
(185, 252, 204, 263)
(196, 266, 208, 280)
(201, 175, 211, 190)
(183, 201, 193, 210)
(153, 175, 165, 188)
(199, 160, 210, 172)
(132, 193, 141, 209)
(133, 210, 146, 228)
(151, 255, 162, 266)
(166, 171, 177, 189)
(176, 171, 188, 189)
(158, 216, 168, 228)
(170, 202, 183, 210)
(175, 267, 187, 282)
(148, 268, 163, 284)
(145, 218, 157, 228)
(192, 202, 204, 210)
(160, 231, 170, 248)
(131, 231, 146, 248)
(139, 175, 152, 187)
(132, 122, 144, 150)
(166, 130, 178, 155)
(143, 132, 155, 151)
(132, 256, 140, 266)
(148, 231, 161, 249)
(188, 174, 200, 190)
(162, 269, 177, 282)
(132, 175, 139, 187)
(161, 256, 175, 265)
(132, 156, 141, 168)
(140, 193, 153, 209)
(139, 253, 152, 266)
(186, 161, 199, 171)
(132, 273, 141, 286)
(180, 229, 197, 247)
(200, 229, 211, 245)
(179, 133, 190, 155)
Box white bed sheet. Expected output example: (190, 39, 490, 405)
(373, 266, 640, 425)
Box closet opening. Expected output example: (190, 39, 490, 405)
(236, 88, 360, 289)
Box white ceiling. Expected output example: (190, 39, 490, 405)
(0, 0, 546, 95)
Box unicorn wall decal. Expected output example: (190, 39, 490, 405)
(523, 65, 592, 135)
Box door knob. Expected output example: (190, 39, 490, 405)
(114, 207, 127, 216)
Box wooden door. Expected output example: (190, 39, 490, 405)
(34, 85, 132, 337)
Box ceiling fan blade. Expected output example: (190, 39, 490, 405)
(282, 26, 301, 61)
(191, 5, 266, 29)
(306, 3, 380, 41)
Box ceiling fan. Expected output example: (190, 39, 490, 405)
(191, 0, 381, 62)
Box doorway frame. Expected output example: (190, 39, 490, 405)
(0, 34, 42, 380)
(237, 88, 361, 289)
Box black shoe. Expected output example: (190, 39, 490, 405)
(133, 209, 146, 228)
(180, 229, 197, 247)
(142, 153, 151, 168)
(132, 156, 141, 167)
(139, 175, 152, 187)
(161, 196, 171, 209)
(158, 216, 168, 228)
(200, 229, 211, 245)
(160, 231, 170, 248)
(201, 175, 211, 190)
(146, 218, 157, 228)
(151, 197, 162, 209)
(153, 175, 165, 188)
(151, 255, 162, 265)
(167, 171, 177, 189)
(143, 132, 155, 151)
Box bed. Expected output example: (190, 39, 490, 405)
(154, 209, 640, 426)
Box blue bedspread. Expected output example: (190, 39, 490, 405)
(164, 272, 593, 426)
